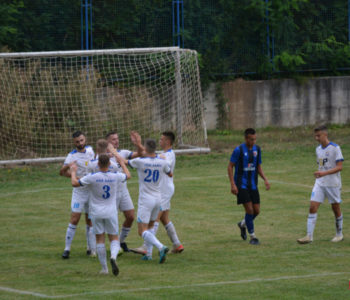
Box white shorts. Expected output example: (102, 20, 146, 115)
(160, 193, 173, 211)
(117, 186, 134, 212)
(91, 215, 119, 235)
(137, 198, 160, 224)
(71, 187, 89, 213)
(311, 184, 342, 204)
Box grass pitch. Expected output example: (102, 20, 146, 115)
(1, 126, 350, 299)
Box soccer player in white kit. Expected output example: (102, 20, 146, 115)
(132, 131, 183, 255)
(297, 126, 344, 244)
(106, 131, 144, 253)
(60, 131, 95, 259)
(71, 154, 130, 276)
(127, 139, 172, 263)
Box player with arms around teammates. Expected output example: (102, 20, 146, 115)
(106, 131, 144, 253)
(132, 131, 183, 256)
(297, 125, 344, 244)
(124, 139, 172, 263)
(71, 153, 131, 276)
(60, 131, 95, 259)
(227, 128, 270, 245)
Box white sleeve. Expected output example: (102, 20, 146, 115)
(117, 173, 127, 183)
(336, 146, 344, 162)
(128, 158, 140, 169)
(163, 162, 171, 174)
(64, 154, 73, 165)
(79, 174, 93, 187)
(165, 152, 175, 166)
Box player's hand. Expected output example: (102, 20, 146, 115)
(231, 185, 238, 195)
(70, 163, 78, 173)
(107, 143, 116, 154)
(264, 180, 270, 190)
(314, 171, 324, 178)
(130, 131, 141, 145)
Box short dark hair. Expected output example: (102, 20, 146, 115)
(98, 153, 110, 168)
(244, 128, 256, 136)
(314, 125, 328, 133)
(105, 131, 118, 139)
(145, 139, 157, 153)
(162, 131, 175, 145)
(72, 131, 84, 138)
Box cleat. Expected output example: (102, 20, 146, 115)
(237, 222, 247, 240)
(129, 245, 147, 255)
(159, 246, 169, 264)
(171, 244, 184, 254)
(141, 255, 152, 261)
(90, 251, 97, 258)
(99, 269, 109, 275)
(297, 235, 313, 244)
(120, 242, 129, 252)
(110, 258, 119, 276)
(331, 234, 344, 242)
(117, 248, 123, 257)
(86, 250, 91, 256)
(249, 237, 260, 245)
(62, 250, 70, 259)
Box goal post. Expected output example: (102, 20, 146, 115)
(0, 47, 209, 165)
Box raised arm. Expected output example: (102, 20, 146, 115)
(130, 131, 145, 158)
(227, 161, 238, 195)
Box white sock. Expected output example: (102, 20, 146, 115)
(86, 225, 90, 250)
(241, 218, 246, 227)
(152, 222, 159, 235)
(97, 243, 108, 271)
(249, 232, 256, 239)
(119, 227, 131, 243)
(307, 213, 317, 239)
(110, 240, 120, 260)
(165, 222, 181, 246)
(88, 226, 96, 253)
(335, 214, 343, 235)
(142, 230, 163, 251)
(145, 240, 153, 257)
(64, 223, 77, 251)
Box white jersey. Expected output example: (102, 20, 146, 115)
(160, 149, 175, 197)
(315, 142, 344, 187)
(129, 156, 171, 202)
(79, 171, 127, 218)
(87, 157, 120, 174)
(64, 146, 95, 190)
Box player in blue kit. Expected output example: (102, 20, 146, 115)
(227, 128, 270, 245)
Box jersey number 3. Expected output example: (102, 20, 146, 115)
(144, 169, 160, 183)
(102, 185, 111, 199)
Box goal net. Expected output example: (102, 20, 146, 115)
(0, 47, 209, 164)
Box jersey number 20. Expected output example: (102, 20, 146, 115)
(144, 169, 160, 183)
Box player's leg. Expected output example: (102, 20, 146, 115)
(85, 212, 96, 257)
(106, 215, 120, 276)
(298, 185, 324, 244)
(328, 187, 343, 242)
(119, 188, 135, 252)
(93, 218, 108, 274)
(160, 210, 184, 253)
(62, 212, 81, 259)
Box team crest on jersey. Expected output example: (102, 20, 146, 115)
(253, 151, 257, 157)
(85, 161, 88, 166)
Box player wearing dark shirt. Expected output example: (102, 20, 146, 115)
(227, 128, 270, 245)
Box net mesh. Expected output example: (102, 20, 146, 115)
(0, 48, 207, 161)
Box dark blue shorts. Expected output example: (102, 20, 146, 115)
(237, 188, 260, 205)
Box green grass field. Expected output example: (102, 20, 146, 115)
(1, 126, 350, 299)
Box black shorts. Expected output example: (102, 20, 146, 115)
(237, 188, 260, 205)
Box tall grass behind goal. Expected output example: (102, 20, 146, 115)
(0, 47, 209, 164)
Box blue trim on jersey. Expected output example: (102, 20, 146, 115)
(128, 160, 134, 168)
(336, 159, 344, 162)
(321, 142, 338, 149)
(166, 149, 173, 152)
(70, 149, 78, 154)
(78, 179, 83, 186)
(128, 152, 133, 159)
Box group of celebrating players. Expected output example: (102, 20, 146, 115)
(59, 130, 184, 276)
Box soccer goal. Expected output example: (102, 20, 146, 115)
(0, 47, 209, 165)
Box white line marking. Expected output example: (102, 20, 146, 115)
(1, 272, 348, 298)
(1, 175, 349, 198)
